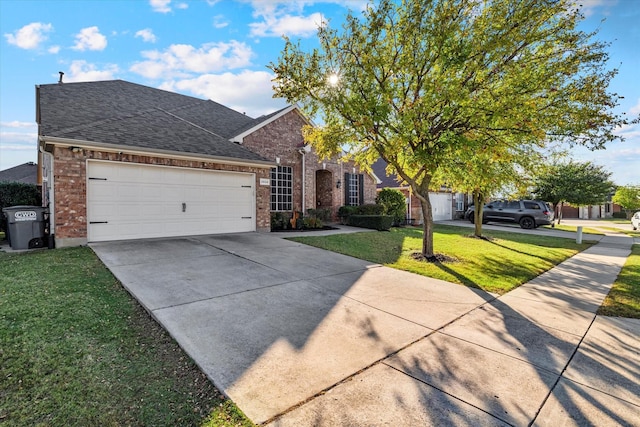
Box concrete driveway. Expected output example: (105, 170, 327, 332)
(91, 230, 639, 426)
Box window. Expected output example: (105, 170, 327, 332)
(506, 201, 521, 210)
(456, 193, 465, 211)
(344, 173, 364, 206)
(270, 166, 292, 211)
(524, 201, 541, 210)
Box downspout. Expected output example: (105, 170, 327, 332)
(298, 145, 311, 214)
(39, 143, 55, 248)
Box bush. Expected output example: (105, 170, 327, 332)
(270, 212, 291, 230)
(338, 205, 359, 224)
(357, 204, 384, 215)
(347, 215, 393, 231)
(306, 208, 331, 222)
(0, 181, 42, 232)
(376, 188, 406, 225)
(612, 211, 628, 219)
(303, 216, 323, 229)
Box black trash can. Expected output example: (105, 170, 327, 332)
(2, 206, 48, 250)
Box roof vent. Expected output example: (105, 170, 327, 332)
(58, 71, 64, 84)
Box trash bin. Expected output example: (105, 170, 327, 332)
(2, 206, 48, 250)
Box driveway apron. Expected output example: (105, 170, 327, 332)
(91, 231, 639, 426)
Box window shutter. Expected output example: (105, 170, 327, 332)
(344, 172, 350, 205)
(358, 174, 364, 205)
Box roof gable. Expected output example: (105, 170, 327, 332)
(230, 105, 310, 143)
(0, 162, 38, 184)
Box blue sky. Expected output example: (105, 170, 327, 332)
(1, 0, 638, 185)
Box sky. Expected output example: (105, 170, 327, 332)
(0, 0, 638, 185)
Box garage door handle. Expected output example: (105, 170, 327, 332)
(241, 216, 252, 219)
(90, 221, 108, 224)
(182, 203, 186, 212)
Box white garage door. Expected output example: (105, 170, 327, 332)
(429, 193, 453, 221)
(87, 161, 255, 242)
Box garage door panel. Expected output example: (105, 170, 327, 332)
(87, 162, 256, 242)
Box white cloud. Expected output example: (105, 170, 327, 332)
(73, 26, 107, 51)
(250, 12, 325, 37)
(629, 98, 640, 116)
(213, 15, 229, 29)
(4, 22, 53, 49)
(571, 0, 610, 17)
(176, 2, 188, 9)
(48, 45, 60, 54)
(160, 70, 287, 117)
(130, 41, 253, 79)
(150, 0, 171, 13)
(63, 60, 119, 82)
(135, 28, 157, 43)
(1, 121, 37, 129)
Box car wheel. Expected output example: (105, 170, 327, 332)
(519, 217, 535, 229)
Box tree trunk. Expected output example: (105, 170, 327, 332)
(412, 178, 434, 258)
(558, 201, 563, 224)
(473, 191, 484, 237)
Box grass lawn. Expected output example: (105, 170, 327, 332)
(0, 247, 253, 427)
(598, 245, 640, 318)
(542, 224, 603, 234)
(290, 225, 595, 294)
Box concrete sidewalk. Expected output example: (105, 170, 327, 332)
(91, 230, 638, 426)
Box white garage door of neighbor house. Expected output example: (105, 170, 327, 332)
(87, 161, 256, 242)
(429, 193, 453, 221)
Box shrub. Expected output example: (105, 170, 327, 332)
(376, 188, 406, 225)
(357, 204, 384, 215)
(347, 215, 393, 231)
(612, 211, 628, 219)
(338, 205, 359, 224)
(270, 212, 291, 230)
(306, 208, 331, 222)
(0, 181, 42, 232)
(303, 216, 323, 229)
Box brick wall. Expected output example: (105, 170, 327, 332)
(242, 109, 378, 220)
(51, 146, 271, 244)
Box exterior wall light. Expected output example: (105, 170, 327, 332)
(336, 179, 341, 189)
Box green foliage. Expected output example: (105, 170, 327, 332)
(533, 160, 615, 207)
(612, 211, 628, 219)
(357, 203, 384, 215)
(347, 215, 393, 231)
(271, 211, 292, 230)
(0, 181, 42, 232)
(612, 185, 640, 217)
(376, 188, 406, 225)
(270, 0, 634, 256)
(306, 208, 332, 222)
(303, 216, 324, 229)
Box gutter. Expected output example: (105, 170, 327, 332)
(39, 136, 275, 169)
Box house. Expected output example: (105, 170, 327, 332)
(371, 159, 469, 223)
(36, 79, 376, 247)
(0, 162, 38, 184)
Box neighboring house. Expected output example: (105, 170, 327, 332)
(371, 159, 469, 223)
(36, 79, 376, 247)
(0, 162, 38, 184)
(560, 201, 623, 219)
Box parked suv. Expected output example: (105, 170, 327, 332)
(465, 200, 554, 229)
(632, 211, 640, 230)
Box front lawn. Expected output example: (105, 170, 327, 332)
(542, 224, 603, 234)
(0, 247, 253, 426)
(290, 225, 594, 294)
(598, 245, 640, 318)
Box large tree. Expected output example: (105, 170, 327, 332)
(612, 185, 640, 218)
(533, 160, 615, 222)
(270, 0, 630, 258)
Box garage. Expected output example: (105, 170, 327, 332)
(87, 161, 255, 242)
(429, 193, 453, 221)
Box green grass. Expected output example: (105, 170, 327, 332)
(290, 225, 594, 294)
(542, 224, 603, 234)
(0, 247, 253, 427)
(598, 245, 640, 318)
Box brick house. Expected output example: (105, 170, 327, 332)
(36, 79, 376, 247)
(371, 159, 470, 223)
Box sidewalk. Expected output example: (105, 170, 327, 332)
(268, 234, 638, 426)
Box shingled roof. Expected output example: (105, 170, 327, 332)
(0, 162, 38, 184)
(36, 80, 278, 163)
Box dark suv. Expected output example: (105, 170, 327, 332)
(465, 200, 554, 229)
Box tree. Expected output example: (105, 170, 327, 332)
(533, 161, 614, 223)
(270, 0, 632, 259)
(612, 185, 640, 218)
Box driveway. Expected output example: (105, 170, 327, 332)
(91, 231, 638, 426)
